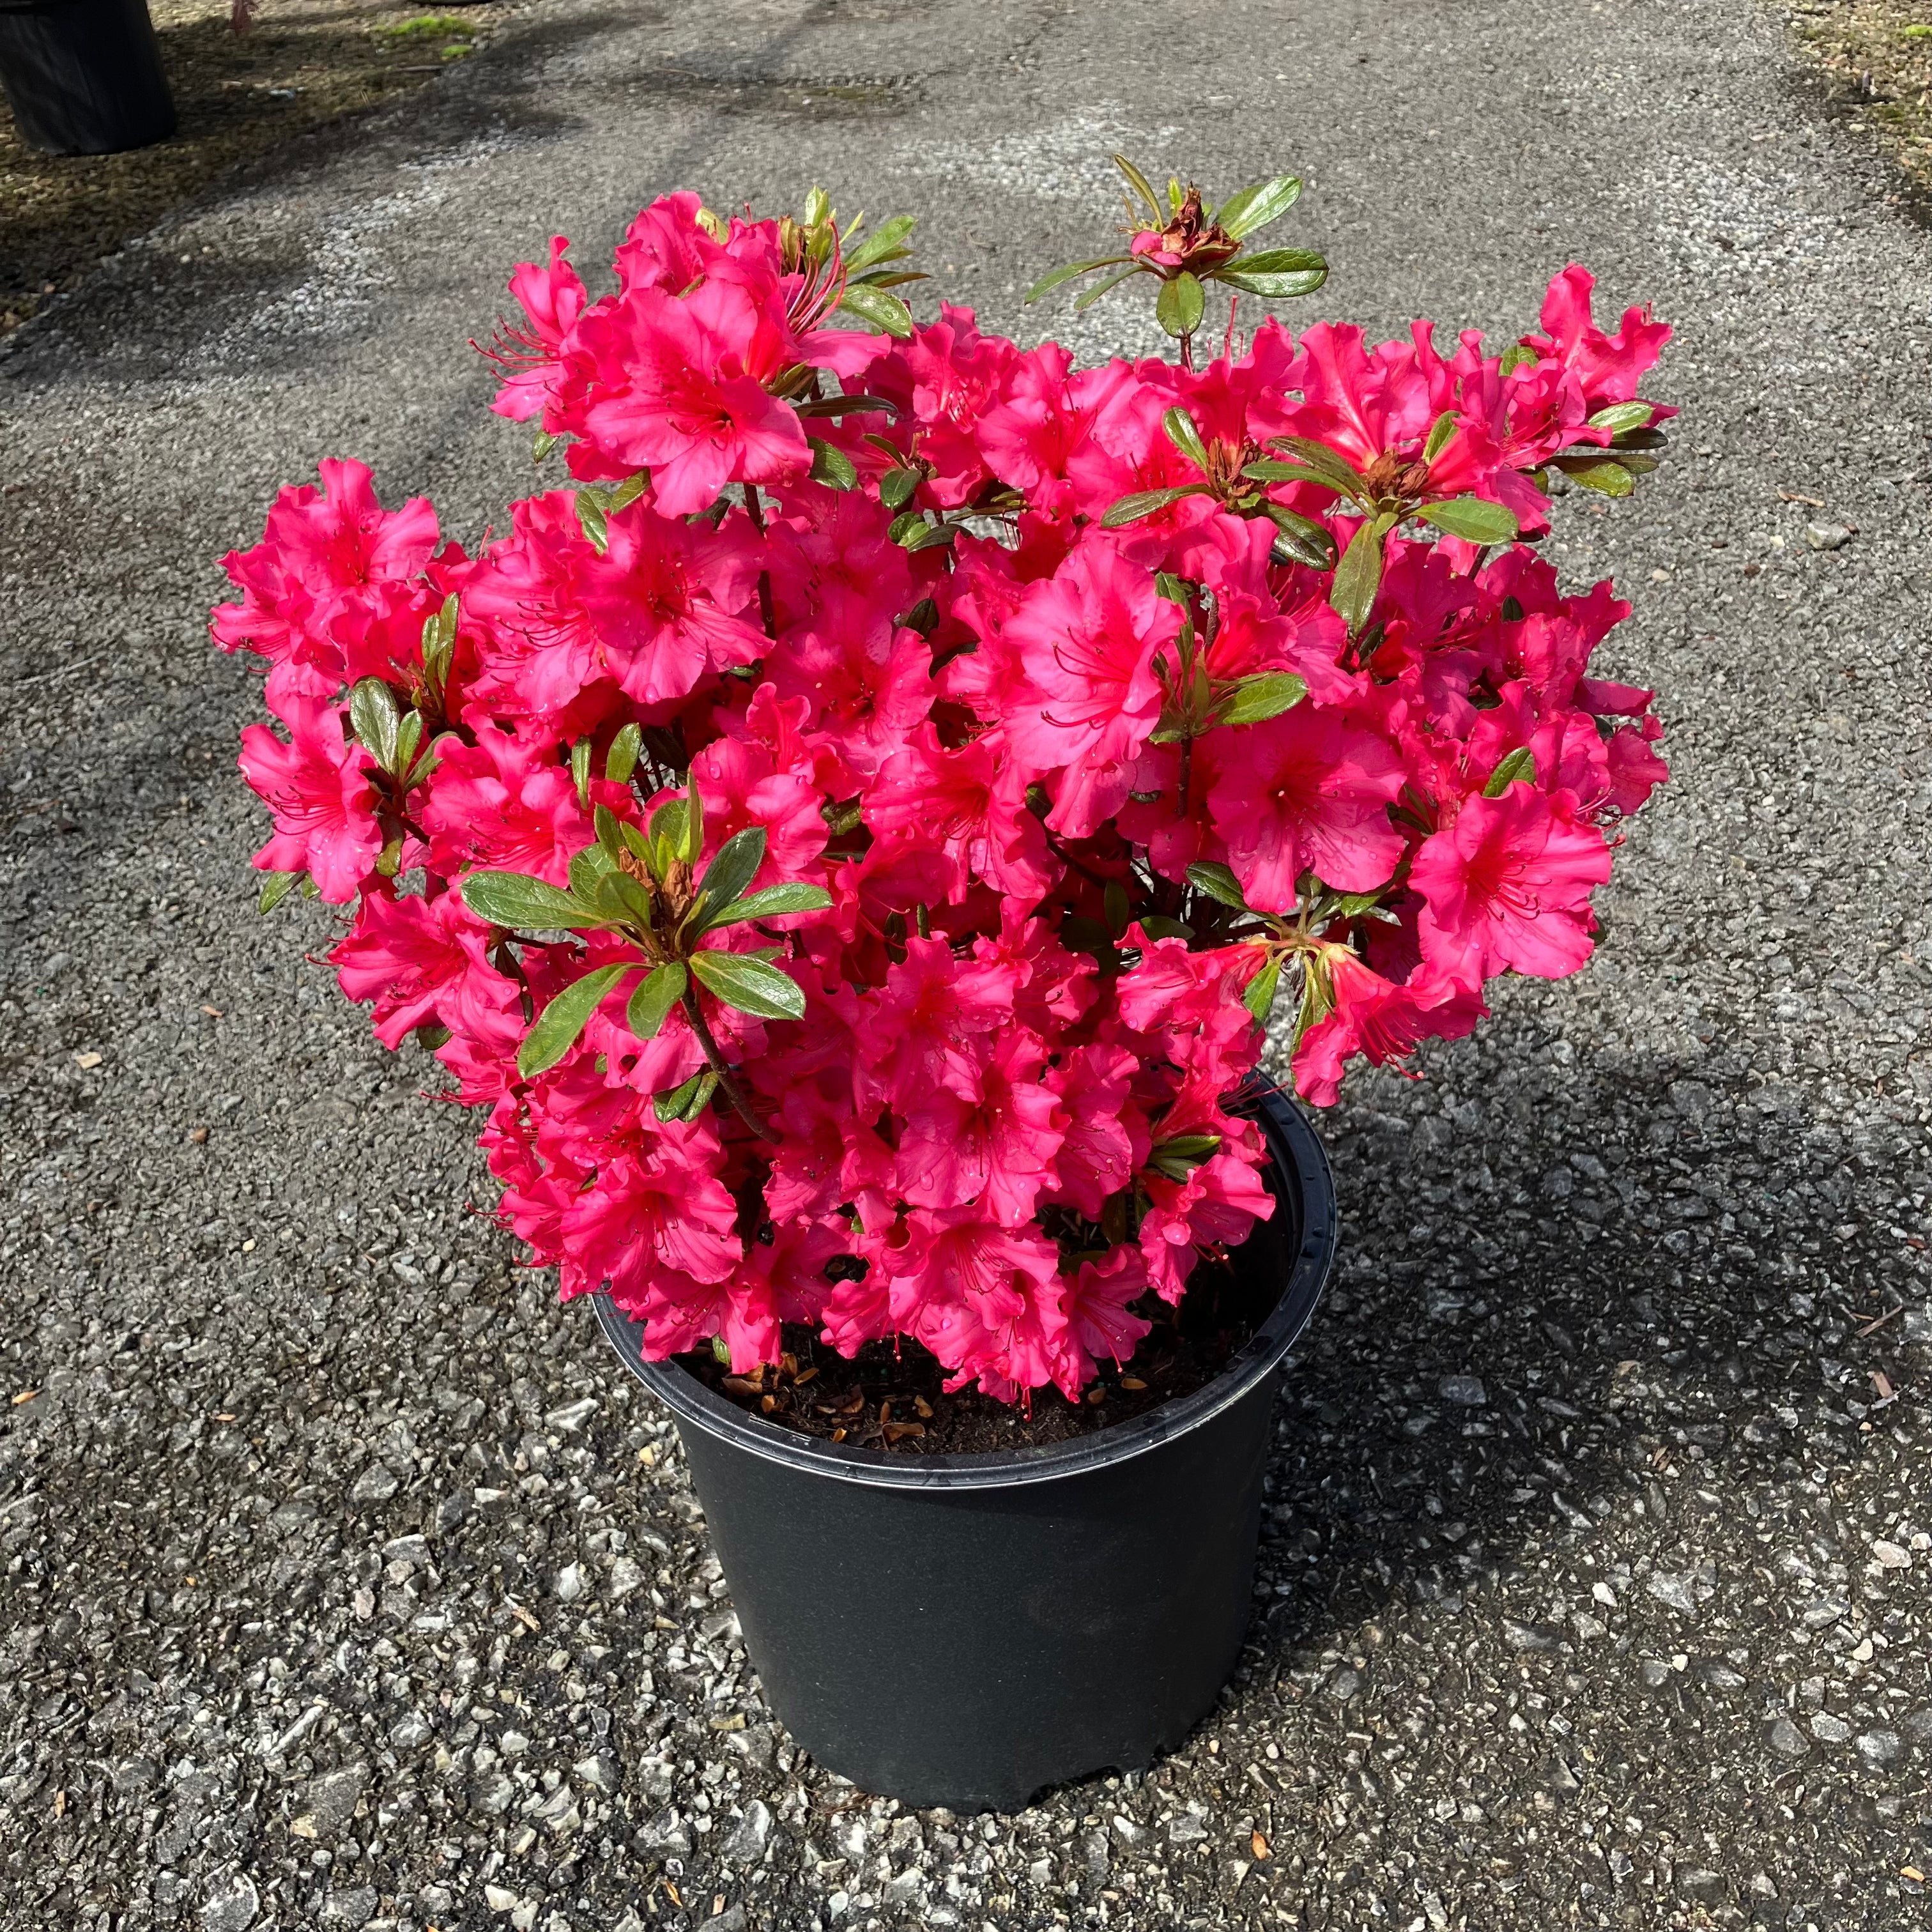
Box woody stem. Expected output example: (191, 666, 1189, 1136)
(682, 986, 776, 1142)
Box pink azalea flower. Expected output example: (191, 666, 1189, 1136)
(577, 502, 766, 705)
(895, 1029, 1066, 1222)
(330, 885, 522, 1050)
(579, 280, 809, 514)
(1410, 786, 1614, 980)
(1291, 949, 1486, 1107)
(237, 696, 382, 901)
(418, 724, 595, 887)
(1003, 541, 1181, 838)
(1205, 705, 1408, 911)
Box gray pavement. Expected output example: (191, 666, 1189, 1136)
(3, 1, 1931, 1927)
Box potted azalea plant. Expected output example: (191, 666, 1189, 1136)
(213, 161, 1671, 1811)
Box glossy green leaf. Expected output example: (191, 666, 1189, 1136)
(1255, 500, 1338, 570)
(605, 721, 642, 787)
(576, 489, 609, 553)
(843, 213, 917, 277)
(879, 466, 920, 510)
(1099, 484, 1209, 529)
(571, 736, 593, 808)
(1154, 271, 1206, 339)
(1587, 401, 1655, 434)
(1422, 410, 1460, 463)
(461, 871, 602, 931)
(258, 870, 301, 914)
(1186, 861, 1250, 911)
(1073, 265, 1140, 310)
(349, 678, 401, 772)
(1217, 671, 1308, 728)
(1267, 437, 1370, 496)
(1498, 343, 1542, 376)
(1243, 956, 1283, 1022)
(654, 1068, 719, 1124)
(838, 282, 914, 337)
(1024, 256, 1133, 302)
(688, 949, 807, 1021)
(1554, 456, 1636, 498)
(1161, 406, 1209, 469)
(808, 438, 859, 490)
(1146, 1131, 1222, 1181)
(1227, 245, 1325, 276)
(1483, 746, 1537, 797)
(392, 710, 424, 783)
(1112, 153, 1165, 221)
(795, 394, 898, 418)
(518, 963, 632, 1079)
(707, 881, 834, 927)
(1330, 514, 1393, 634)
(1215, 263, 1328, 300)
(901, 519, 955, 553)
(626, 960, 687, 1040)
(1215, 173, 1303, 239)
(1417, 496, 1519, 544)
(1138, 915, 1194, 940)
(692, 828, 768, 926)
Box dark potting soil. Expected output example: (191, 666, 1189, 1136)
(676, 1213, 1291, 1455)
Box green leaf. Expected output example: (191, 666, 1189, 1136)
(1215, 173, 1303, 239)
(1322, 889, 1387, 919)
(838, 282, 914, 337)
(1266, 437, 1370, 497)
(902, 519, 955, 553)
(1073, 265, 1140, 310)
(887, 509, 928, 546)
(707, 881, 834, 926)
(568, 843, 625, 918)
(605, 722, 642, 787)
(1422, 410, 1460, 463)
(691, 827, 769, 927)
(349, 678, 401, 772)
(1138, 915, 1194, 940)
(626, 960, 687, 1039)
(606, 472, 649, 514)
(1146, 1131, 1223, 1181)
(1498, 343, 1542, 376)
(1161, 406, 1209, 469)
(843, 213, 917, 277)
(571, 736, 593, 809)
(1330, 514, 1393, 634)
(1112, 153, 1165, 222)
(1243, 956, 1283, 1022)
(795, 394, 898, 419)
(1255, 500, 1338, 571)
(1024, 256, 1133, 302)
(1417, 496, 1519, 545)
(1099, 484, 1209, 529)
(1588, 401, 1655, 434)
(257, 870, 301, 914)
(1217, 671, 1308, 728)
(1186, 861, 1250, 911)
(461, 871, 602, 931)
(392, 710, 424, 783)
(1554, 456, 1636, 498)
(518, 963, 633, 1079)
(678, 786, 704, 865)
(404, 732, 448, 791)
(576, 488, 610, 553)
(1483, 746, 1537, 797)
(532, 429, 560, 464)
(1223, 245, 1326, 277)
(879, 466, 920, 510)
(1215, 255, 1328, 298)
(1154, 272, 1206, 340)
(688, 949, 807, 1021)
(654, 1068, 719, 1124)
(808, 438, 859, 490)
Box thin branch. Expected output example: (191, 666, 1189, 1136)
(682, 986, 776, 1142)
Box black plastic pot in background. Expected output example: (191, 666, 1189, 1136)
(0, 0, 175, 157)
(595, 1090, 1336, 1813)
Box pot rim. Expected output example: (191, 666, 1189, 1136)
(592, 1089, 1335, 1491)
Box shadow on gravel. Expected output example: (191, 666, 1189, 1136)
(1243, 1033, 1924, 1671)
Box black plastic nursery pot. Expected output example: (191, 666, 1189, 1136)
(0, 0, 176, 157)
(595, 1090, 1336, 1812)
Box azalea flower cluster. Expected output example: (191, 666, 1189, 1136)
(214, 174, 1671, 1404)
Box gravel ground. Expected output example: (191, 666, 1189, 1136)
(3, 2, 1930, 1929)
